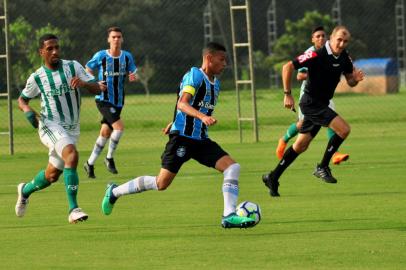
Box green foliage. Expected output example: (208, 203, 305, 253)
(9, 16, 72, 86)
(266, 11, 335, 73)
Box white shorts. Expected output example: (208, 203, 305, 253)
(39, 121, 79, 170)
(298, 99, 336, 121)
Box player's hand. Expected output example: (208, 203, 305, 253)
(202, 115, 217, 126)
(353, 68, 364, 82)
(284, 94, 295, 111)
(162, 122, 173, 135)
(70, 77, 85, 88)
(129, 73, 138, 82)
(98, 81, 107, 91)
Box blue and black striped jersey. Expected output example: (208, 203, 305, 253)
(170, 67, 220, 140)
(86, 50, 136, 107)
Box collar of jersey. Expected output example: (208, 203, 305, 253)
(106, 49, 122, 58)
(199, 68, 216, 85)
(325, 41, 340, 59)
(42, 60, 62, 72)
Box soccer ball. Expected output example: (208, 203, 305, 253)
(236, 201, 262, 225)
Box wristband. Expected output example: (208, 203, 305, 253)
(24, 111, 39, 129)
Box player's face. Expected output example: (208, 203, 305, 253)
(39, 39, 60, 68)
(330, 30, 350, 55)
(312, 30, 326, 49)
(209, 51, 227, 75)
(108, 31, 123, 48)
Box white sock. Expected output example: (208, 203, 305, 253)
(88, 136, 108, 165)
(112, 176, 158, 197)
(107, 130, 123, 159)
(222, 163, 240, 216)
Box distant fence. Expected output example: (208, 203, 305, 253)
(0, 0, 405, 154)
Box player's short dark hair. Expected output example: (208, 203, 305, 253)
(39, 33, 58, 48)
(203, 42, 226, 55)
(107, 26, 122, 36)
(312, 26, 325, 34)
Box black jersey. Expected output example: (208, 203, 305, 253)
(292, 41, 353, 105)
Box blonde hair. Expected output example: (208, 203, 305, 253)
(331, 26, 351, 38)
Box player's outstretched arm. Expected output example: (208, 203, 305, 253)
(71, 77, 107, 94)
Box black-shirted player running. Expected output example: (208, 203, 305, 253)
(263, 26, 364, 197)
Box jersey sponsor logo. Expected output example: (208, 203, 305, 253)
(176, 146, 186, 157)
(110, 107, 116, 114)
(297, 51, 317, 64)
(198, 100, 215, 110)
(46, 83, 73, 97)
(104, 71, 126, 76)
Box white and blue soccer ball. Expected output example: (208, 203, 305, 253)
(236, 201, 262, 225)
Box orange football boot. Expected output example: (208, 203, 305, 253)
(332, 152, 349, 165)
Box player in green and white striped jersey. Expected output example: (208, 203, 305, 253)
(15, 33, 107, 224)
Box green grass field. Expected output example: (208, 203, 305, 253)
(1, 88, 405, 269)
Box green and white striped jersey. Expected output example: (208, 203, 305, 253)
(21, 60, 95, 132)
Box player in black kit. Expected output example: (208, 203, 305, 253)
(263, 26, 364, 197)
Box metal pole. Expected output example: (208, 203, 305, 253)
(229, 0, 243, 143)
(4, 0, 14, 154)
(245, 0, 258, 142)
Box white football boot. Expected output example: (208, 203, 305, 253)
(68, 208, 89, 224)
(15, 183, 29, 217)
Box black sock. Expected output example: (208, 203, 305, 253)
(272, 146, 299, 180)
(320, 134, 345, 167)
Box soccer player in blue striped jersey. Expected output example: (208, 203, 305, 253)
(15, 34, 106, 223)
(84, 26, 137, 178)
(101, 42, 256, 229)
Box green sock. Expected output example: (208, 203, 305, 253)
(327, 127, 336, 140)
(22, 170, 51, 198)
(283, 123, 299, 142)
(63, 168, 79, 212)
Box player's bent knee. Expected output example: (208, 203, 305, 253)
(45, 170, 62, 183)
(293, 141, 309, 153)
(156, 178, 171, 191)
(156, 182, 169, 191)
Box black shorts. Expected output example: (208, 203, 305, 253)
(299, 94, 338, 137)
(96, 100, 122, 129)
(161, 134, 228, 174)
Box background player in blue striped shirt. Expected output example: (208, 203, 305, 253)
(100, 42, 256, 229)
(84, 26, 137, 178)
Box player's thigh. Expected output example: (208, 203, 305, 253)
(97, 101, 122, 130)
(193, 139, 228, 169)
(39, 122, 77, 170)
(161, 135, 192, 174)
(111, 119, 124, 131)
(329, 116, 350, 138)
